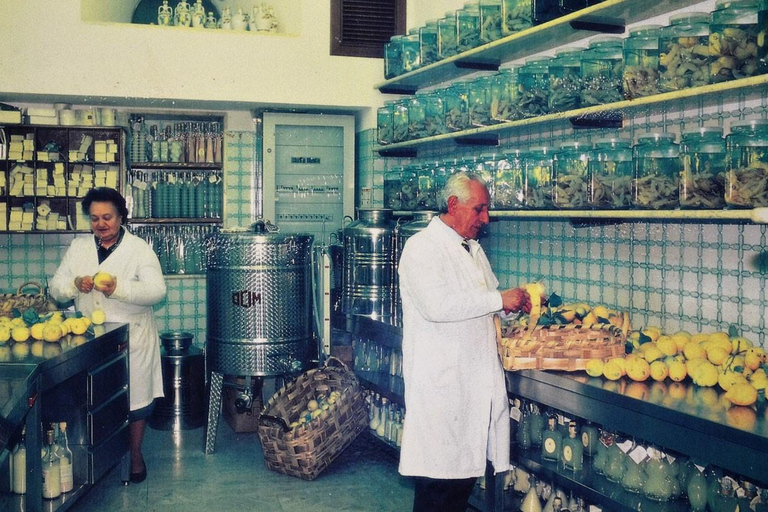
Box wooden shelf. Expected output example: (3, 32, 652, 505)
(376, 75, 768, 156)
(375, 0, 705, 93)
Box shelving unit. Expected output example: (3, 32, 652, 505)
(375, 0, 704, 94)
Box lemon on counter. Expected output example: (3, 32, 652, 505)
(724, 382, 758, 407)
(691, 361, 718, 387)
(68, 318, 88, 335)
(585, 359, 604, 377)
(668, 361, 687, 382)
(683, 341, 707, 360)
(642, 344, 664, 363)
(30, 323, 45, 341)
(656, 336, 678, 356)
(11, 326, 30, 342)
(707, 346, 730, 366)
(43, 324, 63, 342)
(626, 358, 651, 382)
(91, 310, 107, 325)
(649, 361, 669, 382)
(718, 371, 747, 392)
(730, 336, 753, 353)
(0, 326, 11, 344)
(744, 348, 765, 371)
(603, 360, 624, 381)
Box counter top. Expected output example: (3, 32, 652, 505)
(0, 323, 128, 454)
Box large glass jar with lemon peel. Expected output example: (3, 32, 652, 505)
(377, 102, 394, 145)
(658, 12, 711, 92)
(623, 25, 662, 99)
(588, 137, 633, 209)
(553, 141, 590, 209)
(580, 36, 624, 106)
(489, 67, 520, 122)
(438, 11, 459, 60)
(419, 20, 439, 67)
(384, 169, 402, 209)
(548, 47, 583, 112)
(679, 127, 726, 209)
(633, 133, 681, 209)
(709, 0, 767, 83)
(493, 149, 525, 209)
(724, 118, 768, 207)
(522, 146, 554, 209)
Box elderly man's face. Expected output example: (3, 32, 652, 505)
(446, 180, 490, 239)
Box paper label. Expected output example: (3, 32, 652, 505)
(509, 407, 521, 422)
(694, 463, 705, 472)
(617, 439, 634, 453)
(629, 445, 648, 464)
(665, 454, 676, 464)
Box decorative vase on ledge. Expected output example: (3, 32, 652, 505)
(131, 0, 219, 25)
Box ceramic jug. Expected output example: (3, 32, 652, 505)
(191, 0, 205, 27)
(174, 1, 191, 27)
(231, 8, 248, 31)
(251, 2, 277, 32)
(219, 7, 232, 29)
(157, 0, 172, 26)
(204, 11, 217, 28)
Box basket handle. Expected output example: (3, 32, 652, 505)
(260, 414, 290, 432)
(324, 356, 350, 372)
(16, 281, 43, 295)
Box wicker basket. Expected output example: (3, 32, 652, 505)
(0, 281, 58, 317)
(496, 316, 626, 371)
(257, 357, 368, 481)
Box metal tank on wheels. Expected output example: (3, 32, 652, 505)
(204, 220, 313, 453)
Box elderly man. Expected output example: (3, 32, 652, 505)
(398, 171, 529, 512)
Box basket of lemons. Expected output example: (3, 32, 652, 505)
(0, 281, 58, 317)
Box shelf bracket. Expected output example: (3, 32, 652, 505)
(454, 59, 500, 72)
(378, 85, 418, 95)
(378, 147, 418, 158)
(570, 15, 625, 34)
(454, 133, 499, 146)
(569, 111, 624, 129)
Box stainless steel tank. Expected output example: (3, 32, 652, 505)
(341, 208, 397, 323)
(206, 222, 314, 376)
(393, 210, 439, 324)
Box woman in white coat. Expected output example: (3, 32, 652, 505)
(50, 187, 166, 484)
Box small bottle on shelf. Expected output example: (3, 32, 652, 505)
(561, 421, 583, 471)
(57, 422, 74, 493)
(540, 416, 561, 462)
(42, 427, 61, 500)
(12, 426, 27, 494)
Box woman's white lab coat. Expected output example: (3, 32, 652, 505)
(50, 229, 166, 411)
(398, 217, 510, 479)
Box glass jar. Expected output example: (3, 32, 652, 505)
(400, 166, 419, 210)
(679, 127, 726, 209)
(659, 12, 711, 92)
(419, 20, 439, 67)
(588, 137, 633, 209)
(423, 90, 447, 137)
(523, 146, 554, 209)
(519, 56, 551, 118)
(623, 25, 662, 99)
(710, 0, 768, 83)
(490, 67, 520, 122)
(553, 141, 590, 209)
(633, 133, 681, 210)
(407, 94, 428, 140)
(457, 3, 481, 53)
(480, 152, 501, 200)
(501, 0, 533, 35)
(417, 163, 437, 210)
(402, 30, 421, 73)
(581, 36, 624, 106)
(438, 12, 459, 60)
(376, 102, 394, 145)
(392, 99, 409, 143)
(435, 161, 451, 192)
(725, 118, 768, 207)
(384, 168, 402, 209)
(479, 0, 503, 44)
(548, 47, 583, 112)
(468, 75, 493, 127)
(494, 149, 525, 209)
(444, 82, 470, 132)
(384, 35, 403, 79)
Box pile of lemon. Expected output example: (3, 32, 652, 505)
(0, 310, 107, 345)
(585, 327, 766, 407)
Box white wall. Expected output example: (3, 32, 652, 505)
(0, 0, 386, 129)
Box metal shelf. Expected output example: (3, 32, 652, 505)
(375, 0, 706, 93)
(130, 162, 222, 170)
(376, 75, 768, 156)
(127, 217, 222, 224)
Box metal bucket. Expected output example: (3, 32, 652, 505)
(341, 208, 397, 322)
(206, 222, 314, 376)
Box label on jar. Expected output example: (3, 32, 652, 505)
(509, 406, 521, 422)
(544, 438, 557, 453)
(629, 445, 648, 464)
(563, 445, 573, 461)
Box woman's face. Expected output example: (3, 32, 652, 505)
(89, 201, 122, 246)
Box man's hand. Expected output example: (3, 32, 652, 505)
(75, 276, 94, 294)
(501, 288, 529, 313)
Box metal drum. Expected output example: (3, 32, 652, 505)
(206, 222, 313, 376)
(394, 210, 439, 324)
(341, 208, 397, 323)
(149, 332, 205, 431)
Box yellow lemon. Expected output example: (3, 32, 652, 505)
(11, 317, 25, 327)
(683, 342, 707, 361)
(0, 316, 11, 325)
(91, 310, 107, 325)
(671, 332, 691, 352)
(0, 326, 10, 344)
(30, 323, 45, 341)
(730, 336, 753, 354)
(718, 371, 747, 391)
(93, 271, 116, 291)
(744, 348, 765, 371)
(81, 316, 92, 328)
(668, 361, 688, 382)
(650, 361, 669, 382)
(581, 312, 598, 328)
(307, 400, 319, 412)
(48, 312, 64, 325)
(724, 382, 758, 407)
(69, 318, 88, 335)
(608, 357, 627, 376)
(692, 361, 718, 387)
(707, 346, 730, 366)
(750, 368, 768, 383)
(656, 336, 678, 356)
(642, 326, 662, 342)
(750, 373, 767, 391)
(603, 360, 623, 381)
(689, 332, 710, 345)
(708, 331, 731, 346)
(585, 359, 604, 378)
(42, 324, 62, 343)
(11, 326, 30, 342)
(642, 345, 664, 363)
(626, 358, 651, 382)
(592, 305, 610, 320)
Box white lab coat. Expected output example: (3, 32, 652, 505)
(398, 217, 510, 479)
(50, 228, 166, 411)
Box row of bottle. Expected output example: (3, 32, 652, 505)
(128, 170, 223, 219)
(511, 398, 768, 510)
(132, 224, 219, 275)
(383, 118, 768, 211)
(9, 422, 74, 499)
(129, 118, 223, 165)
(496, 469, 591, 512)
(353, 337, 403, 378)
(366, 392, 404, 448)
(383, 0, 598, 79)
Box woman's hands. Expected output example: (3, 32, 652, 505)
(75, 275, 117, 297)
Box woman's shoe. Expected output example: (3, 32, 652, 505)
(129, 467, 147, 483)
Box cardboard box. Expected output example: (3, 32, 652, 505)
(223, 381, 263, 433)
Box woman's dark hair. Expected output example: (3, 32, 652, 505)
(82, 187, 129, 220)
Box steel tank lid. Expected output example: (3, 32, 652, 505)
(344, 208, 397, 234)
(212, 220, 313, 244)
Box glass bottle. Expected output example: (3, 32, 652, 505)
(528, 403, 544, 447)
(479, 0, 503, 44)
(377, 103, 394, 146)
(376, 397, 389, 437)
(384, 36, 403, 79)
(621, 442, 646, 493)
(633, 132, 681, 210)
(516, 400, 532, 450)
(709, 0, 768, 83)
(407, 94, 429, 140)
(501, 0, 533, 35)
(522, 146, 554, 209)
(659, 12, 711, 92)
(57, 422, 74, 493)
(540, 416, 562, 461)
(604, 438, 626, 482)
(687, 465, 709, 511)
(489, 67, 520, 123)
(592, 431, 610, 475)
(724, 118, 768, 208)
(416, 164, 437, 210)
(444, 81, 470, 132)
(679, 126, 727, 209)
(392, 99, 409, 143)
(400, 166, 419, 210)
(384, 168, 402, 209)
(553, 141, 590, 209)
(561, 421, 583, 471)
(711, 478, 740, 511)
(643, 448, 673, 501)
(468, 75, 493, 127)
(457, 3, 481, 53)
(12, 426, 26, 494)
(437, 12, 459, 60)
(518, 56, 551, 118)
(580, 36, 624, 106)
(548, 47, 583, 112)
(493, 149, 525, 209)
(42, 428, 61, 500)
(402, 29, 421, 74)
(580, 422, 599, 457)
(588, 137, 634, 209)
(419, 20, 439, 67)
(368, 393, 381, 431)
(623, 25, 662, 99)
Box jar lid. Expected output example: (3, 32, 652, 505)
(588, 35, 623, 48)
(715, 0, 762, 9)
(497, 66, 518, 74)
(558, 141, 587, 151)
(524, 55, 552, 64)
(730, 118, 768, 130)
(555, 47, 586, 57)
(628, 25, 663, 37)
(682, 126, 724, 137)
(504, 148, 525, 157)
(667, 12, 710, 25)
(637, 132, 677, 143)
(593, 137, 632, 147)
(528, 146, 551, 154)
